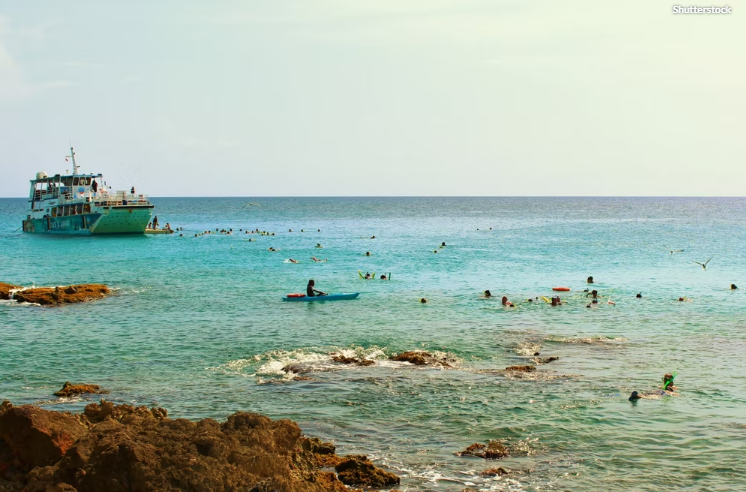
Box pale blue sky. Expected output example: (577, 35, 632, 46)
(1, 1, 744, 197)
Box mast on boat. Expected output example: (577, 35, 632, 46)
(66, 145, 80, 175)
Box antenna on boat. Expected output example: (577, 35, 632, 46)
(66, 144, 80, 175)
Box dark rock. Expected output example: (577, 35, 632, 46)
(390, 351, 454, 368)
(334, 455, 400, 487)
(456, 441, 509, 460)
(331, 355, 375, 367)
(533, 357, 560, 365)
(480, 467, 510, 477)
(54, 382, 109, 398)
(505, 365, 536, 373)
(0, 405, 88, 470)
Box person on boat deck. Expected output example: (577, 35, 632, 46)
(91, 180, 98, 193)
(165, 223, 171, 231)
(307, 279, 326, 297)
(152, 216, 159, 229)
(131, 186, 136, 194)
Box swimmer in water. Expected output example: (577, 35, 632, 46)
(366, 251, 371, 256)
(551, 296, 561, 306)
(483, 290, 492, 298)
(586, 289, 599, 299)
(731, 284, 738, 290)
(501, 296, 514, 307)
(287, 259, 298, 264)
(310, 257, 327, 262)
(420, 298, 427, 304)
(636, 292, 642, 298)
(380, 274, 388, 280)
(440, 242, 446, 248)
(677, 297, 692, 302)
(587, 276, 594, 284)
(316, 243, 323, 248)
(628, 391, 641, 402)
(364, 272, 372, 279)
(607, 300, 616, 305)
(371, 235, 376, 239)
(662, 373, 677, 392)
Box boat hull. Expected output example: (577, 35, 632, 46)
(282, 293, 360, 302)
(22, 206, 152, 235)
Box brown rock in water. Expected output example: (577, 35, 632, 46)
(481, 467, 510, 477)
(331, 355, 375, 367)
(0, 404, 88, 470)
(456, 441, 509, 460)
(390, 351, 454, 368)
(0, 401, 392, 492)
(505, 365, 536, 373)
(12, 284, 110, 306)
(334, 455, 400, 487)
(54, 382, 109, 398)
(0, 282, 21, 300)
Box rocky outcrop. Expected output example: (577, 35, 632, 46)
(11, 284, 110, 306)
(0, 283, 21, 300)
(331, 355, 375, 367)
(456, 441, 509, 459)
(54, 382, 109, 398)
(389, 351, 454, 368)
(334, 455, 400, 487)
(0, 400, 400, 492)
(532, 356, 560, 365)
(480, 467, 510, 477)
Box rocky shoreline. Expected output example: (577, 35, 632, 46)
(0, 283, 110, 306)
(0, 399, 401, 492)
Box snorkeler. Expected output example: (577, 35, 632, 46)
(636, 292, 642, 298)
(483, 289, 492, 298)
(287, 258, 298, 264)
(587, 276, 594, 284)
(628, 391, 641, 402)
(731, 284, 738, 290)
(501, 296, 514, 307)
(662, 373, 677, 392)
(366, 251, 371, 256)
(420, 298, 427, 304)
(380, 274, 388, 280)
(364, 272, 372, 279)
(586, 290, 599, 299)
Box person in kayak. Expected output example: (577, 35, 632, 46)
(307, 279, 327, 297)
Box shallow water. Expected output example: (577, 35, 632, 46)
(1, 197, 745, 490)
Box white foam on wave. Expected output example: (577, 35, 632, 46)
(514, 342, 542, 356)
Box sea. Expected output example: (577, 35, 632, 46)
(1, 197, 745, 491)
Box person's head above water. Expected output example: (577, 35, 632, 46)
(587, 276, 594, 284)
(663, 373, 676, 390)
(591, 290, 598, 297)
(731, 284, 738, 290)
(420, 297, 427, 304)
(628, 391, 641, 401)
(441, 242, 446, 246)
(484, 290, 492, 297)
(366, 251, 371, 256)
(636, 292, 642, 298)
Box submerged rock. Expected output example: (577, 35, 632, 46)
(54, 382, 109, 398)
(505, 365, 536, 373)
(0, 282, 21, 300)
(480, 467, 510, 477)
(12, 284, 110, 306)
(390, 351, 455, 368)
(334, 455, 401, 487)
(532, 356, 560, 365)
(0, 400, 396, 492)
(456, 441, 509, 460)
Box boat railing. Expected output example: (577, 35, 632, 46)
(54, 190, 151, 206)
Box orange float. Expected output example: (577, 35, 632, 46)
(552, 287, 571, 292)
(286, 293, 306, 298)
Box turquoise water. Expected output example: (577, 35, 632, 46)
(1, 197, 745, 491)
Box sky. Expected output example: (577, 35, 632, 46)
(0, 0, 744, 197)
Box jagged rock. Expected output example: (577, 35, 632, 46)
(456, 441, 509, 459)
(54, 382, 109, 398)
(389, 351, 454, 368)
(505, 365, 536, 373)
(83, 400, 167, 424)
(0, 282, 21, 300)
(0, 405, 88, 470)
(331, 355, 375, 367)
(334, 455, 400, 487)
(12, 284, 110, 306)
